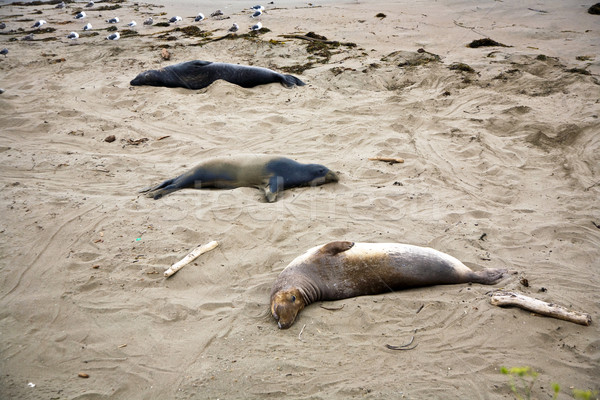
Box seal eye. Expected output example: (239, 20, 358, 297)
(291, 295, 296, 303)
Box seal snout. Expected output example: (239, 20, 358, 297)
(326, 169, 339, 183)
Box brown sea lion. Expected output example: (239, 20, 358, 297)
(130, 60, 306, 90)
(270, 241, 507, 329)
(139, 155, 338, 202)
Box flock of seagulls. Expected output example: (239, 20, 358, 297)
(4, 3, 268, 44)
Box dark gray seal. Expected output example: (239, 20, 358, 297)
(130, 60, 306, 90)
(139, 155, 338, 202)
(270, 241, 507, 329)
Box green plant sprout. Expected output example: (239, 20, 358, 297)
(501, 366, 598, 400)
(501, 366, 539, 400)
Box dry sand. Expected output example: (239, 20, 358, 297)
(1, 0, 599, 399)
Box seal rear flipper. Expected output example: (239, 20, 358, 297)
(138, 177, 176, 194)
(470, 268, 507, 285)
(280, 74, 306, 88)
(320, 241, 355, 256)
(145, 184, 181, 200)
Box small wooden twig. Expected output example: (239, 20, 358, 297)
(385, 336, 417, 350)
(490, 291, 592, 326)
(320, 304, 345, 311)
(164, 241, 219, 278)
(369, 157, 404, 164)
(298, 324, 306, 341)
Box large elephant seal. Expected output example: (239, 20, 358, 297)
(139, 155, 338, 202)
(130, 60, 306, 90)
(270, 241, 507, 329)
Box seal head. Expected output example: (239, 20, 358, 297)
(270, 288, 305, 329)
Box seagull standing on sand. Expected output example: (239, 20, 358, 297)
(83, 23, 92, 30)
(55, 1, 65, 9)
(0, 48, 8, 57)
(0, 22, 6, 30)
(32, 20, 46, 28)
(195, 13, 205, 22)
(143, 17, 153, 25)
(169, 16, 182, 23)
(75, 11, 86, 19)
(106, 32, 120, 40)
(67, 31, 79, 39)
(228, 23, 239, 32)
(251, 9, 262, 18)
(210, 10, 223, 17)
(85, 1, 94, 7)
(251, 5, 264, 11)
(107, 17, 119, 23)
(128, 21, 137, 27)
(250, 21, 262, 31)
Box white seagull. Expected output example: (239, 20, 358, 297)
(75, 11, 86, 19)
(169, 16, 182, 23)
(106, 32, 120, 40)
(251, 9, 262, 18)
(67, 31, 79, 39)
(250, 21, 262, 31)
(127, 21, 137, 27)
(55, 2, 65, 9)
(228, 23, 239, 33)
(143, 17, 153, 25)
(32, 20, 46, 28)
(83, 23, 92, 30)
(106, 17, 119, 24)
(195, 13, 205, 22)
(85, 1, 94, 7)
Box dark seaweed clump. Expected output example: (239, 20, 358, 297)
(97, 4, 121, 11)
(588, 3, 600, 14)
(177, 25, 212, 37)
(468, 38, 509, 48)
(449, 62, 475, 73)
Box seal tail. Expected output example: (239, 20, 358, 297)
(280, 74, 306, 88)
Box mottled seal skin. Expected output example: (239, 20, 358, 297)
(270, 241, 507, 329)
(139, 155, 338, 202)
(130, 60, 306, 90)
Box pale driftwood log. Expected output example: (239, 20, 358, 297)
(164, 241, 219, 278)
(369, 157, 405, 164)
(490, 291, 592, 326)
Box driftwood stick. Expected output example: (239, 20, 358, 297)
(490, 291, 592, 326)
(369, 157, 405, 164)
(280, 34, 355, 46)
(164, 241, 219, 278)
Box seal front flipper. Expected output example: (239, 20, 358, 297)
(263, 175, 285, 203)
(320, 241, 355, 255)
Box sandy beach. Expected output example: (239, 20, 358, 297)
(1, 0, 599, 398)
